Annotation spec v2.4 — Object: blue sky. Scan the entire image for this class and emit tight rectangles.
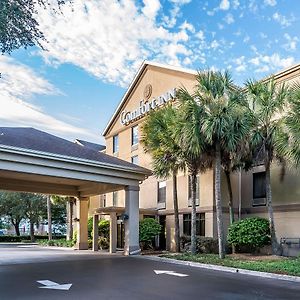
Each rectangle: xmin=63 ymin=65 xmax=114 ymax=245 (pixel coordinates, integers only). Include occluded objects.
xmin=1 ymin=0 xmax=299 ymax=144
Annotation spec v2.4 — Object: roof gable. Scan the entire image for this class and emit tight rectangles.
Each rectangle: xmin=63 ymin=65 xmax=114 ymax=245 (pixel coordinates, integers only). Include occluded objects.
xmin=102 ymin=61 xmax=197 ymax=136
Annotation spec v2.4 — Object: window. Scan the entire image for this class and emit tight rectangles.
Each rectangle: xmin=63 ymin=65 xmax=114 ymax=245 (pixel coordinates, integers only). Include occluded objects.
xmin=131 ymin=155 xmax=138 ymax=165
xmin=113 ymin=135 xmax=119 ymax=153
xmin=253 ymin=171 xmax=266 ymax=206
xmin=157 ymin=181 xmax=166 ymax=209
xmin=131 ymin=125 xmax=138 ymax=146
xmin=101 ymin=194 xmax=106 ymax=207
xmin=113 ymin=191 xmax=118 ymax=207
xmin=188 ymin=175 xmax=200 ymax=206
xmin=183 ymin=213 xmax=205 ymax=236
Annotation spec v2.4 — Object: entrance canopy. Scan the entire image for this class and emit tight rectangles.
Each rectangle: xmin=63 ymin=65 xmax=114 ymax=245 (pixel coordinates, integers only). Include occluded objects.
xmin=0 ymin=127 xmax=151 ymax=255
xmin=0 ymin=127 xmax=151 ymax=197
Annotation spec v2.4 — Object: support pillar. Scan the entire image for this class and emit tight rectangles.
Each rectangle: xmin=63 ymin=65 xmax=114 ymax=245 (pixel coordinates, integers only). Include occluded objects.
xmin=76 ymin=197 xmax=89 ymax=250
xmin=124 ymin=185 xmax=140 ymax=255
xmin=109 ymin=212 xmax=117 ymax=253
xmin=93 ymin=214 xmax=99 ymax=252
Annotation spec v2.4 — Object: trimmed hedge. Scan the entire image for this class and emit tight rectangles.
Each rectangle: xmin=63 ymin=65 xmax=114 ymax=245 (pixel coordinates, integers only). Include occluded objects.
xmin=227 ymin=217 xmax=270 ymax=252
xmin=38 ymin=239 xmax=74 ymax=247
xmin=0 ymin=235 xmax=66 ymax=242
xmin=181 ymin=236 xmax=220 ymax=254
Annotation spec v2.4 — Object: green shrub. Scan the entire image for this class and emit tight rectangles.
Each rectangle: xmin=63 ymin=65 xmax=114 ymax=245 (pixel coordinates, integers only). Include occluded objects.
xmin=99 ymin=220 xmax=109 ymax=238
xmin=73 ymin=230 xmax=77 ymax=243
xmin=88 ymin=217 xmax=110 ymax=239
xmin=228 ymin=217 xmax=270 ymax=252
xmin=139 ymin=218 xmax=161 ymax=249
xmin=0 ymin=235 xmax=65 ymax=243
xmin=180 ymin=236 xmax=221 ymax=254
xmin=37 ymin=239 xmax=75 ymax=247
xmin=98 ymin=237 xmax=109 ymax=250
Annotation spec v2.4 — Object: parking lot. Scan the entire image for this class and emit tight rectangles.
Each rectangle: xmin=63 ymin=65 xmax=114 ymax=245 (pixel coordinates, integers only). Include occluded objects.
xmin=0 ymin=244 xmax=300 ymax=300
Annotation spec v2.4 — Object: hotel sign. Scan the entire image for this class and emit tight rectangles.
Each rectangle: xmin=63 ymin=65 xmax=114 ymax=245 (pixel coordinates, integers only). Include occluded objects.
xmin=120 ymin=87 xmax=176 ymax=126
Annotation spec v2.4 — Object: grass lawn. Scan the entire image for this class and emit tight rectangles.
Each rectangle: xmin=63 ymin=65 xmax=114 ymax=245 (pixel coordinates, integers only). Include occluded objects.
xmin=161 ymin=253 xmax=300 ymax=277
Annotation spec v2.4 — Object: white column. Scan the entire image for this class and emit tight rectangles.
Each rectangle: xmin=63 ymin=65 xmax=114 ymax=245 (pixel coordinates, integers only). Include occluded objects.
xmin=124 ymin=185 xmax=140 ymax=255
xmin=93 ymin=214 xmax=99 ymax=252
xmin=76 ymin=197 xmax=89 ymax=250
xmin=109 ymin=212 xmax=117 ymax=253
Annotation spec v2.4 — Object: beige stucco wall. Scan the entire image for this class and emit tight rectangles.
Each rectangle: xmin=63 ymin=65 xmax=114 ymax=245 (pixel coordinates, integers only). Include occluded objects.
xmin=90 ymin=63 xmax=300 ymax=250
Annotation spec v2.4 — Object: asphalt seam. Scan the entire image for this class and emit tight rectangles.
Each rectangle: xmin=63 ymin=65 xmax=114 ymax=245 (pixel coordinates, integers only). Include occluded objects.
xmin=136 ymin=255 xmax=300 ymax=283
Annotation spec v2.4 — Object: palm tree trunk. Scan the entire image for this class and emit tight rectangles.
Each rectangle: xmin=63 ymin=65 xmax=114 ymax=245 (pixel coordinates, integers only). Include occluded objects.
xmin=215 ymin=143 xmax=225 ymax=259
xmin=30 ymin=222 xmax=35 ymax=242
xmin=225 ymin=170 xmax=234 ymax=225
xmin=47 ymin=196 xmax=52 ymax=241
xmin=265 ymin=161 xmax=279 ymax=255
xmin=190 ymin=173 xmax=197 ymax=254
xmin=172 ymin=171 xmax=180 ymax=252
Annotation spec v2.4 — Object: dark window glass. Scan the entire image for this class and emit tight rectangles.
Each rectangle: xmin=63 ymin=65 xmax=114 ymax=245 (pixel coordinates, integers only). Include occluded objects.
xmin=253 ymin=172 xmax=266 ymax=199
xmin=183 ymin=213 xmax=205 ymax=236
xmin=131 ymin=125 xmax=138 ymax=146
xmin=131 ymin=155 xmax=138 ymax=165
xmin=183 ymin=214 xmax=191 ymax=236
xmin=113 ymin=135 xmax=119 ymax=153
xmin=158 ymin=181 xmax=166 ymax=204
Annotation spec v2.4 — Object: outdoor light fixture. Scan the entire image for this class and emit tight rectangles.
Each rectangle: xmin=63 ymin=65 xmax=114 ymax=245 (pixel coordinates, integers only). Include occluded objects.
xmin=121 ymin=213 xmax=129 ymax=221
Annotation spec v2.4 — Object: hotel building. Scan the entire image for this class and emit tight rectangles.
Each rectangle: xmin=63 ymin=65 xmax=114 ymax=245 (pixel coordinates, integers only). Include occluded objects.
xmin=90 ymin=61 xmax=300 ymax=252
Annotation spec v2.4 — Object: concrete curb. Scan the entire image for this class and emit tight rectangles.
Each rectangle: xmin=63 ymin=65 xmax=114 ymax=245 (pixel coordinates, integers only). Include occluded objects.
xmin=137 ymin=255 xmax=300 ymax=283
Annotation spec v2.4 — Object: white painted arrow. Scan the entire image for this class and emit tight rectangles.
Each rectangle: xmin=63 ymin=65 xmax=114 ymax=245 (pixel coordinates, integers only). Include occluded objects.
xmin=154 ymin=270 xmax=189 ymax=277
xmin=37 ymin=280 xmax=72 ymax=290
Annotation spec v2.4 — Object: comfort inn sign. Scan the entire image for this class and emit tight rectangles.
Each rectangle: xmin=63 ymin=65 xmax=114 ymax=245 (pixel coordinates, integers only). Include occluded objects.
xmin=120 ymin=87 xmax=177 ymax=125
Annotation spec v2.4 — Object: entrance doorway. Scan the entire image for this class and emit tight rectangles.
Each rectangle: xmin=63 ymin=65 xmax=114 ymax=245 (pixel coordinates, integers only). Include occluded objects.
xmin=159 ymin=215 xmax=166 ymax=250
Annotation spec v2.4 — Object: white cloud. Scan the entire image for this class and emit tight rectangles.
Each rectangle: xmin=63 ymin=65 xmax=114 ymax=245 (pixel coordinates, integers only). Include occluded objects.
xmin=142 ymin=0 xmax=161 ymax=20
xmin=36 ymin=0 xmax=193 ymax=87
xmin=283 ymin=33 xmax=298 ymax=51
xmin=272 ymin=12 xmax=294 ymax=27
xmin=249 ymin=53 xmax=295 ymax=73
xmin=179 ymin=21 xmax=195 ymax=33
xmin=195 ymin=30 xmax=205 ymax=40
xmin=264 ymin=0 xmax=276 ymax=6
xmin=0 ymin=56 xmax=97 ymax=141
xmin=234 ymin=56 xmax=247 ymax=73
xmin=219 ymin=0 xmax=230 ymax=10
xmin=210 ymin=40 xmax=220 ymax=50
xmin=232 ymin=0 xmax=240 ymax=9
xmin=224 ymin=13 xmax=234 ymax=24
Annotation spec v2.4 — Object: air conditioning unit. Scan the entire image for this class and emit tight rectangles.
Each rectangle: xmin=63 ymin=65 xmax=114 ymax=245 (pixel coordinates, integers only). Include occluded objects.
xmin=252 ymin=197 xmax=267 ymax=207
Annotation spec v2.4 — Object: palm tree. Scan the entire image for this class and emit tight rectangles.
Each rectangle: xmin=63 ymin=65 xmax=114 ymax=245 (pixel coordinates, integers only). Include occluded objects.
xmin=142 ymin=105 xmax=184 ymax=252
xmin=191 ymin=70 xmax=250 ymax=258
xmin=246 ymin=78 xmax=293 ymax=255
xmin=175 ymin=87 xmax=212 ymax=255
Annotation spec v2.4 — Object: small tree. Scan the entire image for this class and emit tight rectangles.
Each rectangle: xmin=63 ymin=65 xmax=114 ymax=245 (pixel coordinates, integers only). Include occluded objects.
xmin=23 ymin=193 xmax=47 ymax=241
xmin=139 ymin=218 xmax=161 ymax=250
xmin=0 ymin=191 xmax=27 ymax=236
xmin=0 ymin=0 xmax=64 ymax=54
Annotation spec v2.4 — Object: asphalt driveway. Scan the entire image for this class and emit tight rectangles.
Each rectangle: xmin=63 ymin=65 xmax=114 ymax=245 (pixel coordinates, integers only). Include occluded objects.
xmin=0 ymin=244 xmax=299 ymax=300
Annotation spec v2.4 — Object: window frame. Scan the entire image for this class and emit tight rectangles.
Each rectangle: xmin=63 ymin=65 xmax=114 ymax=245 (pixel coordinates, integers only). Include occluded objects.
xmin=131 ymin=125 xmax=139 ymax=146
xmin=252 ymin=171 xmax=267 ymax=206
xmin=157 ymin=181 xmax=166 ymax=209
xmin=131 ymin=155 xmax=139 ymax=165
xmin=113 ymin=134 xmax=119 ymax=154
